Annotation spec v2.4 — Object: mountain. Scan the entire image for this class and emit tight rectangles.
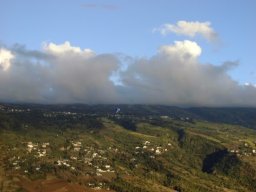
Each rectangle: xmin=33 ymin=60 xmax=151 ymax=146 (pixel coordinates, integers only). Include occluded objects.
xmin=0 ymin=104 xmax=256 ymax=192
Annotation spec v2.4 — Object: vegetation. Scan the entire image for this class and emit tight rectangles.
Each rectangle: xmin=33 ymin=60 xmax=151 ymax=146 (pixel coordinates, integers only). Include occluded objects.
xmin=0 ymin=104 xmax=256 ymax=192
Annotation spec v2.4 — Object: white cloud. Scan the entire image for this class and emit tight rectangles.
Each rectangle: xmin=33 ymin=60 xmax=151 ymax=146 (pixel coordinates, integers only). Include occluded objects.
xmin=0 ymin=41 xmax=256 ymax=106
xmin=0 ymin=48 xmax=14 ymax=71
xmin=159 ymin=40 xmax=201 ymax=61
xmin=154 ymin=21 xmax=218 ymax=42
xmin=120 ymin=40 xmax=256 ymax=106
xmin=0 ymin=42 xmax=119 ymax=104
xmin=43 ymin=41 xmax=95 ymax=57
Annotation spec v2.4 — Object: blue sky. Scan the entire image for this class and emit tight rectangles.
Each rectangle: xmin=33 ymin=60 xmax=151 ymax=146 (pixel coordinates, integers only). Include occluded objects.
xmin=1 ymin=0 xmax=255 ymax=83
xmin=0 ymin=0 xmax=256 ymax=105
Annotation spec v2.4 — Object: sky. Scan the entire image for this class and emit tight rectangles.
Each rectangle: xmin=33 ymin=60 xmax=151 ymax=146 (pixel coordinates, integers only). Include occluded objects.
xmin=0 ymin=0 xmax=256 ymax=106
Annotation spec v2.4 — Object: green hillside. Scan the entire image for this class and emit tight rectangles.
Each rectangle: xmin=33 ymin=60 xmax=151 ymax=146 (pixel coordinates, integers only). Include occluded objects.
xmin=0 ymin=104 xmax=256 ymax=192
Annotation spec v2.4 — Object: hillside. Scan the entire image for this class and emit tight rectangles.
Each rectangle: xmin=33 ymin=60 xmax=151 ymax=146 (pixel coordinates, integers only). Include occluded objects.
xmin=0 ymin=104 xmax=256 ymax=192
xmin=1 ymin=104 xmax=256 ymax=129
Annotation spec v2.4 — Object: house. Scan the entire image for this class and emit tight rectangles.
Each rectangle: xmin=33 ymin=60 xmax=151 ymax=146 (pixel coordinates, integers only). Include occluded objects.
xmin=155 ymin=149 xmax=161 ymax=155
xmin=144 ymin=141 xmax=150 ymax=145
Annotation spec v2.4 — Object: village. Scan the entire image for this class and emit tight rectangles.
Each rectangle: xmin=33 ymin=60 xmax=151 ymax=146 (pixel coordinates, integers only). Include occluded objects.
xmin=5 ymin=131 xmax=256 ymax=191
xmin=5 ymin=136 xmax=256 ymax=191
xmin=6 ymin=137 xmax=176 ymax=190
xmin=229 ymin=140 xmax=256 ymax=157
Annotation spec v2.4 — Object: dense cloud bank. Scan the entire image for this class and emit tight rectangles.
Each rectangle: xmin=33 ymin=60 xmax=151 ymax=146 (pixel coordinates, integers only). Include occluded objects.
xmin=0 ymin=41 xmax=256 ymax=106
